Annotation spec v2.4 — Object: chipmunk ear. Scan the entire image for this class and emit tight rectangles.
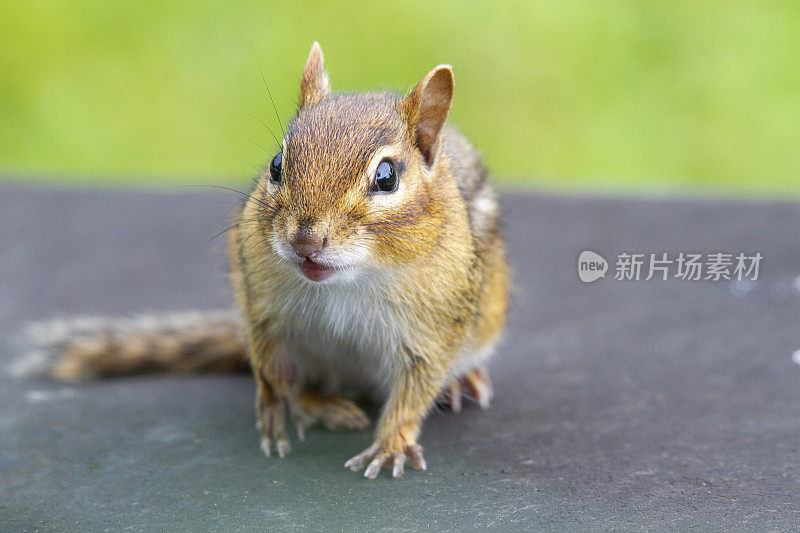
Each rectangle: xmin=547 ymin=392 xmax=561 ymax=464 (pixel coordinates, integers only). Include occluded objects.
xmin=402 ymin=65 xmax=454 ymax=167
xmin=300 ymin=42 xmax=329 ymax=108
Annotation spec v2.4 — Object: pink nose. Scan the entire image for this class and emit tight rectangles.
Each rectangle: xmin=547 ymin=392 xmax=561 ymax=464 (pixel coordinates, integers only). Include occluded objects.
xmin=291 ymin=237 xmax=327 ymax=259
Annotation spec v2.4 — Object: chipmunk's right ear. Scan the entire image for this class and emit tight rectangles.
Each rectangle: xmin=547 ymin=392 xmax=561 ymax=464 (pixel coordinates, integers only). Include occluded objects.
xmin=299 ymin=42 xmax=329 ymax=108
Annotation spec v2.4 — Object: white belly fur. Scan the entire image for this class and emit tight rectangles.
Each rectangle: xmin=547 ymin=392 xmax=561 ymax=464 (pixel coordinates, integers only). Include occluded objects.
xmin=276 ymin=277 xmax=401 ymax=398
xmin=270 ymin=274 xmax=497 ymax=399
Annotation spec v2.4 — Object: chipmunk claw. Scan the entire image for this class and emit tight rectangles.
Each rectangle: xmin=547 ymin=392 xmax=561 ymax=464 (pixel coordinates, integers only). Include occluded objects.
xmin=256 ymin=396 xmax=292 ymax=458
xmin=345 ymin=442 xmax=426 ymax=479
xmin=259 ymin=436 xmax=271 ymax=457
xmin=444 ymin=367 xmax=493 ymax=412
xmin=408 ymin=443 xmax=426 ymax=471
xmin=463 ymin=367 xmax=493 ymax=409
xmin=258 ymin=433 xmax=291 ymax=457
xmin=344 ymin=443 xmax=379 ymax=472
xmin=364 ymin=452 xmax=392 ymax=479
xmin=258 ymin=431 xmax=292 ymax=458
xmin=447 ymin=380 xmax=462 ymax=413
xmin=275 ymin=438 xmax=291 ymax=458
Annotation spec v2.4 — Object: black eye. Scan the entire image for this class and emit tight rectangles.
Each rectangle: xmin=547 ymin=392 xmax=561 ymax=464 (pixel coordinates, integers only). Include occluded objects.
xmin=372 ymin=160 xmax=397 ymax=193
xmin=270 ymin=152 xmax=282 ymax=183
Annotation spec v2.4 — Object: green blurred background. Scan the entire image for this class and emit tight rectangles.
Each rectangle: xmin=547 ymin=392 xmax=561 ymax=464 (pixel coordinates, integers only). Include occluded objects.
xmin=1 ymin=1 xmax=798 ymax=196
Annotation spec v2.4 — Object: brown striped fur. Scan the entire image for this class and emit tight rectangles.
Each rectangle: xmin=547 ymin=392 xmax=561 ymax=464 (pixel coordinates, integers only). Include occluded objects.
xmin=16 ymin=311 xmax=248 ymax=379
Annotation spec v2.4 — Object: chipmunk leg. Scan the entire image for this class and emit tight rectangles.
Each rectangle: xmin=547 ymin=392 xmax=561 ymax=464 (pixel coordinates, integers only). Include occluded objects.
xmin=230 ymin=223 xmax=296 ymax=458
xmin=250 ymin=339 xmax=369 ymax=449
xmin=249 ymin=338 xmax=298 ymax=458
xmin=345 ymin=355 xmax=446 ymax=479
xmin=293 ymin=391 xmax=370 ymax=438
xmin=253 ymin=367 xmax=292 ymax=458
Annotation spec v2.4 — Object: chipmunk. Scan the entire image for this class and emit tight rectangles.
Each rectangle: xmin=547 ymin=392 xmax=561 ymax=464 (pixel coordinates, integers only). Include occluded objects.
xmin=19 ymin=42 xmax=509 ymax=479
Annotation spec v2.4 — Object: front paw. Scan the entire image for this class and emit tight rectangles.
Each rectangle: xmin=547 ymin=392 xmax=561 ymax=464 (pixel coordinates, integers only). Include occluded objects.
xmin=344 ymin=441 xmax=426 ymax=479
xmin=256 ymin=396 xmax=292 ymax=458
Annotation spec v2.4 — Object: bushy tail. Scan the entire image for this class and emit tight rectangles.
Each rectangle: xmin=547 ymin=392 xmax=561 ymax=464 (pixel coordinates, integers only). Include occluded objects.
xmin=12 ymin=310 xmax=249 ymax=380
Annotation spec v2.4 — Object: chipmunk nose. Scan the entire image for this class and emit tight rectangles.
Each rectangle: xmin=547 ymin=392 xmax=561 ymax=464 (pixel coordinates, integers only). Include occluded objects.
xmin=292 ymin=240 xmax=324 ymax=259
xmin=290 ymin=226 xmax=327 ymax=259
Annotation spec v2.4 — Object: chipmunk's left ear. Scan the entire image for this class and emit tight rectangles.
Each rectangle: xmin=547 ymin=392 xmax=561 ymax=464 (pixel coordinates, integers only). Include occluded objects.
xmin=402 ymin=65 xmax=454 ymax=167
xmin=300 ymin=41 xmax=330 ymax=108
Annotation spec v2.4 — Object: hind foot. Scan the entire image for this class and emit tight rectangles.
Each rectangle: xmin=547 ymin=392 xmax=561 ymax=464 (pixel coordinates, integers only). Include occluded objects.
xmin=445 ymin=367 xmax=493 ymax=413
xmin=292 ymin=392 xmax=370 ymax=438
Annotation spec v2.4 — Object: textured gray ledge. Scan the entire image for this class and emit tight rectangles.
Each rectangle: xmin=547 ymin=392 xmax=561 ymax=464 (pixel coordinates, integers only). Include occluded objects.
xmin=1 ymin=182 xmax=800 ymax=530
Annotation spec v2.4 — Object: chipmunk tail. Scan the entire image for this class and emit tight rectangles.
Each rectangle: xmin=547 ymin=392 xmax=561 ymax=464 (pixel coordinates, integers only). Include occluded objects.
xmin=11 ymin=310 xmax=249 ymax=380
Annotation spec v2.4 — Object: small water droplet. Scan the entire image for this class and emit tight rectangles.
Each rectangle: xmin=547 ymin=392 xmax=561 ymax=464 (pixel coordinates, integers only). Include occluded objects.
xmin=792 ymin=275 xmax=800 ymax=296
xmin=729 ymin=279 xmax=755 ymax=297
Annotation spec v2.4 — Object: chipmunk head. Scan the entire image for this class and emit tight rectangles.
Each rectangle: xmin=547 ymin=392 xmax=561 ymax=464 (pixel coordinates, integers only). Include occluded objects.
xmin=258 ymin=42 xmax=455 ymax=283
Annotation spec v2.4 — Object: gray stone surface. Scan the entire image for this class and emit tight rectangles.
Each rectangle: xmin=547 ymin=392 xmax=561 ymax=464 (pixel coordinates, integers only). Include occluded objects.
xmin=1 ymin=182 xmax=800 ymax=531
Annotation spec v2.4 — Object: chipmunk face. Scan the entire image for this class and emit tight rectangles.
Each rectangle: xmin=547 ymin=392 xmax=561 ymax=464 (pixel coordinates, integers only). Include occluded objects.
xmin=257 ymin=43 xmax=454 ymax=283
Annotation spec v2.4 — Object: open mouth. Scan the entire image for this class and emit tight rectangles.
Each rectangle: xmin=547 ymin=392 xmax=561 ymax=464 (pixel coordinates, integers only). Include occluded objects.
xmin=299 ymin=258 xmax=336 ymax=282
